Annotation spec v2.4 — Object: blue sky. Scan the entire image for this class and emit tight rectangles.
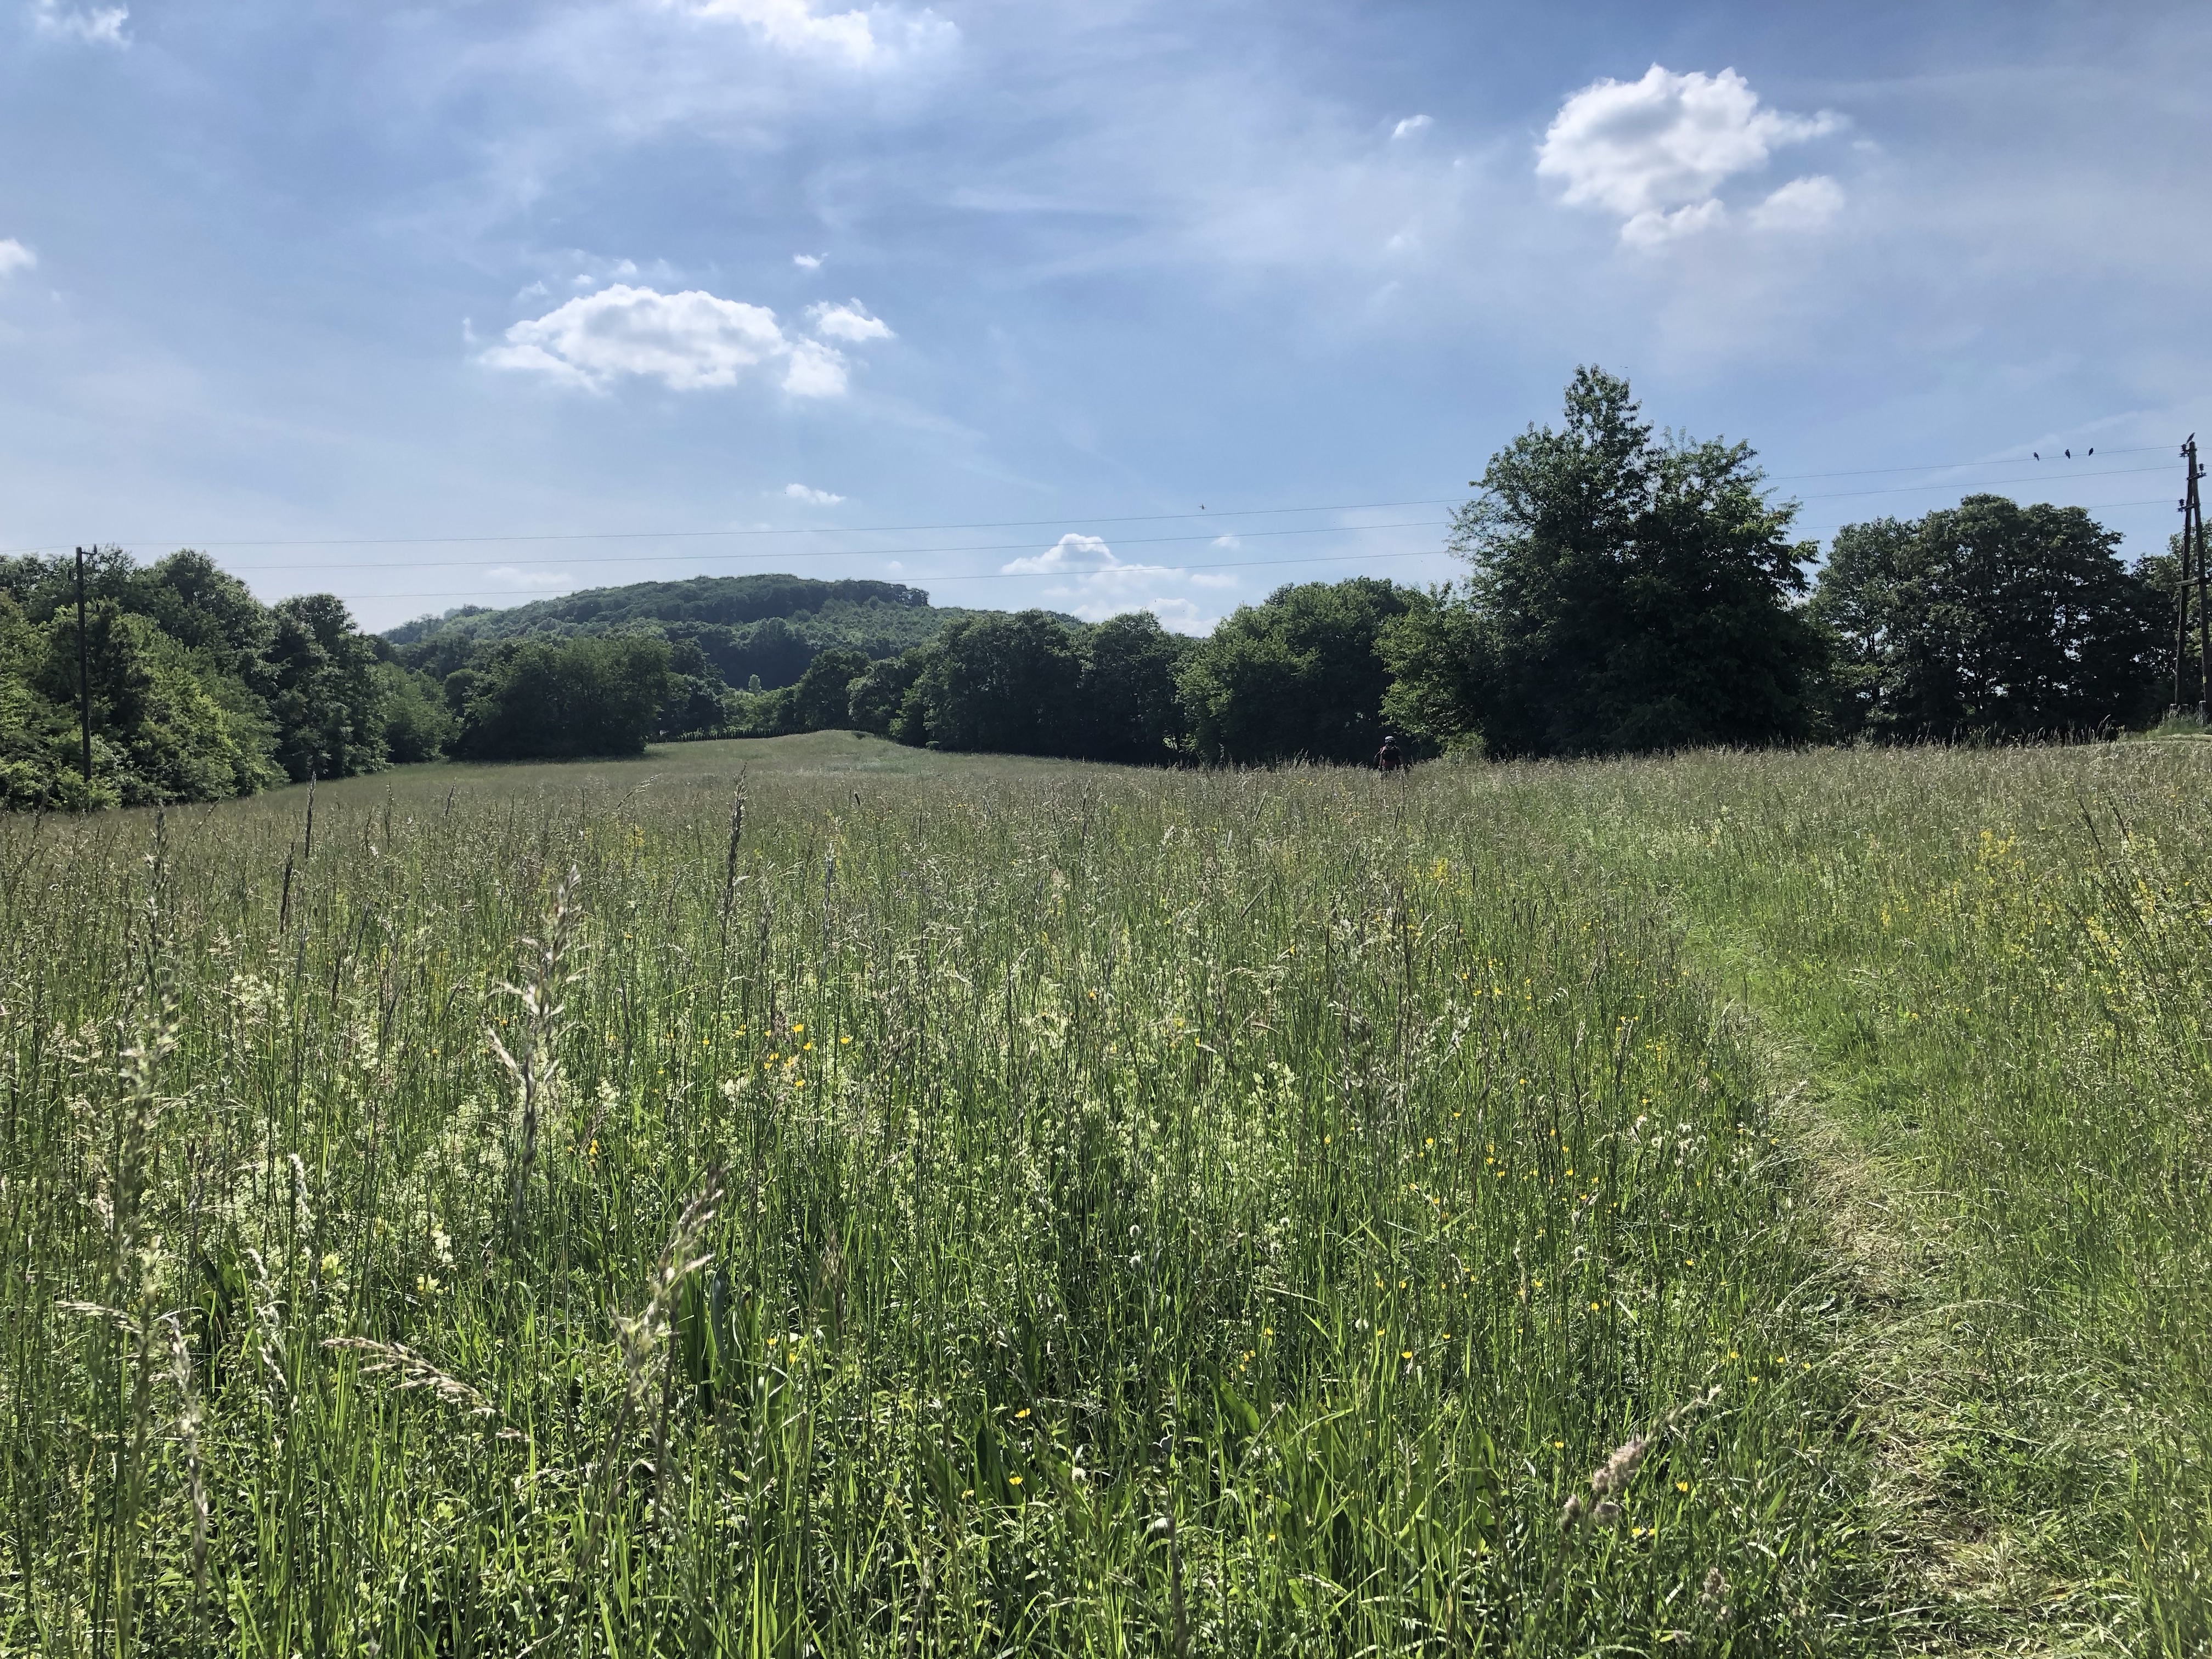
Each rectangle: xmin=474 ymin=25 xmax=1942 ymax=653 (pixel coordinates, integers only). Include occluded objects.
xmin=2 ymin=1 xmax=2205 ymax=633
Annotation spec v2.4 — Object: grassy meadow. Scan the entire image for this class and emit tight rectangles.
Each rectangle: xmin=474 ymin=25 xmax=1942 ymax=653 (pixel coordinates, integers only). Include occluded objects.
xmin=3 ymin=730 xmax=2209 ymax=1656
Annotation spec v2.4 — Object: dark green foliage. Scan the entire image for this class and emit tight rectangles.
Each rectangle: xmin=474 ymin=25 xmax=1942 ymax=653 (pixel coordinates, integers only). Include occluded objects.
xmin=1177 ymin=579 xmax=1411 ymax=764
xmin=1811 ymin=496 xmax=2167 ymax=740
xmin=1073 ymin=610 xmax=1190 ymax=763
xmin=904 ymin=611 xmax=1085 ymax=755
xmin=387 ymin=574 xmax=1074 ymax=697
xmin=1406 ymin=367 xmax=1825 ymax=758
xmin=376 ymin=661 xmax=459 ymax=764
xmin=264 ymin=593 xmax=391 ymax=781
xmin=1379 ymin=589 xmax=1488 ymax=757
xmin=716 ymin=616 xmax=818 ymax=691
xmin=0 ymin=549 xmax=438 ymax=805
xmin=0 ymin=593 xmax=102 ymax=809
xmin=847 ymin=651 xmax=926 ymax=736
xmin=20 ymin=601 xmax=275 ymax=805
xmin=452 ymin=636 xmax=672 ymax=760
xmin=386 ymin=574 xmax=932 ymax=644
xmin=788 ymin=648 xmax=870 ymax=731
xmin=657 ymin=636 xmax=732 ymax=740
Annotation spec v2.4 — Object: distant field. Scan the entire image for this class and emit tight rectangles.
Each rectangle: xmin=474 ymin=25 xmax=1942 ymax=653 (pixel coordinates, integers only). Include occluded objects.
xmin=4 ymin=737 xmax=2209 ymax=1655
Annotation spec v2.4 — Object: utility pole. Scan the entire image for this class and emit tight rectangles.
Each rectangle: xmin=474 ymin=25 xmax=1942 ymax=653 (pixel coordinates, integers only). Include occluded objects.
xmin=2192 ymin=436 xmax=2210 ymax=725
xmin=72 ymin=548 xmax=91 ymax=800
xmin=2176 ymin=475 xmax=2192 ymax=715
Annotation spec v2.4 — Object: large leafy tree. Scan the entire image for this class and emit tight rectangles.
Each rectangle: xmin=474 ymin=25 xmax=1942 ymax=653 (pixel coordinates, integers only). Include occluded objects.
xmin=27 ymin=602 xmax=273 ymax=805
xmin=1812 ymin=496 xmax=2165 ymax=739
xmin=1178 ymin=578 xmax=1410 ymax=764
xmin=1392 ymin=367 xmax=1824 ymax=758
xmin=904 ymin=611 xmax=1085 ymax=755
xmin=1075 ymin=611 xmax=1190 ymax=763
xmin=264 ymin=593 xmax=391 ymax=780
xmin=453 ymin=636 xmax=671 ymax=759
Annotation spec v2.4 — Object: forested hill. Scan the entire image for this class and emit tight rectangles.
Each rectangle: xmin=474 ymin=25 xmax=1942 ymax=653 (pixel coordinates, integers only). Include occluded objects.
xmin=385 ymin=573 xmax=1051 ymax=691
xmin=387 ymin=574 xmax=931 ymax=644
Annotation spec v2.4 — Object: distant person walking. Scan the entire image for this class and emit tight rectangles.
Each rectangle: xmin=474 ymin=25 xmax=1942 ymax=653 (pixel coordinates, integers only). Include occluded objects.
xmin=1375 ymin=733 xmax=1407 ymax=775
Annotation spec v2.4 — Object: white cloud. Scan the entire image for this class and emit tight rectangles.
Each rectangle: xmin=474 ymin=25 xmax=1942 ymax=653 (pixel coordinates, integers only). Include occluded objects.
xmin=1189 ymin=572 xmax=1238 ymax=589
xmin=1750 ymin=173 xmax=1845 ymax=233
xmin=486 ymin=566 xmax=579 ymax=590
xmin=999 ymin=534 xmax=1219 ymax=632
xmin=1209 ymin=533 xmax=1242 ymax=551
xmin=792 ymin=252 xmax=823 ymax=269
xmin=1002 ymin=532 xmax=1118 ymax=575
xmin=482 ymin=283 xmax=888 ymax=396
xmin=575 ymin=258 xmax=640 ymax=288
xmin=781 ymin=337 xmax=849 ymax=396
xmin=0 ymin=239 xmax=35 ymax=278
xmin=1391 ymin=114 xmax=1432 ymax=140
xmin=1125 ymin=597 xmax=1211 ymax=634
xmin=1538 ymin=65 xmax=1842 ymax=245
xmin=32 ymin=0 xmax=127 ymax=46
xmin=783 ymin=482 xmax=844 ymax=504
xmin=650 ymin=0 xmax=952 ymax=67
xmin=1620 ymin=197 xmax=1729 ymax=247
xmin=808 ymin=299 xmax=894 ymax=342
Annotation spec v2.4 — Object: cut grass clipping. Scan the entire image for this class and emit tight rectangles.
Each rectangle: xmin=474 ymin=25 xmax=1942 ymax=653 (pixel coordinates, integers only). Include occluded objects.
xmin=1 ymin=733 xmax=2204 ymax=1654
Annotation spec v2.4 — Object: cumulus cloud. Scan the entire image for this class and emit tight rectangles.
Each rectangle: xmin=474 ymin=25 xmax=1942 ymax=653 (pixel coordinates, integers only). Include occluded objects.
xmin=1391 ymin=114 xmax=1432 ymax=140
xmin=808 ymin=299 xmax=894 ymax=342
xmin=1001 ymin=532 xmax=1121 ymax=575
xmin=486 ymin=567 xmax=580 ymax=590
xmin=481 ymin=283 xmax=889 ymax=396
xmin=1538 ymin=65 xmax=1842 ymax=245
xmin=0 ymin=239 xmax=35 ymax=278
xmin=781 ymin=337 xmax=850 ymax=396
xmin=1750 ymin=173 xmax=1845 ymax=233
xmin=32 ymin=0 xmax=127 ymax=45
xmin=999 ymin=533 xmax=1219 ymax=632
xmin=792 ymin=252 xmax=823 ymax=269
xmin=651 ymin=0 xmax=951 ymax=67
xmin=783 ymin=482 xmax=844 ymax=504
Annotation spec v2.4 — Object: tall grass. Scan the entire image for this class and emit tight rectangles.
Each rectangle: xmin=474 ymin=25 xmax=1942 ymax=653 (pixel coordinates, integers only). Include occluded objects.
xmin=1471 ymin=743 xmax=2212 ymax=1652
xmin=1 ymin=751 xmax=1875 ymax=1654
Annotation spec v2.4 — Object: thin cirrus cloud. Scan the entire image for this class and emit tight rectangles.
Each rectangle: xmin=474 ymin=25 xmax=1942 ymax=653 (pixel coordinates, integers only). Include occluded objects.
xmin=647 ymin=0 xmax=954 ymax=67
xmin=32 ymin=0 xmax=128 ymax=46
xmin=1538 ymin=65 xmax=1844 ymax=246
xmin=1391 ymin=114 xmax=1432 ymax=140
xmin=485 ymin=566 xmax=579 ymax=590
xmin=1000 ymin=534 xmax=1218 ymax=633
xmin=480 ymin=283 xmax=889 ymax=397
xmin=0 ymin=239 xmax=36 ymax=278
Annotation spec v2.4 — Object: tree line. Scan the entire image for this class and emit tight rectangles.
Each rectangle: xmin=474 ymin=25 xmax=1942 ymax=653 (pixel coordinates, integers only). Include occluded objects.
xmin=1 ymin=367 xmax=2189 ymax=808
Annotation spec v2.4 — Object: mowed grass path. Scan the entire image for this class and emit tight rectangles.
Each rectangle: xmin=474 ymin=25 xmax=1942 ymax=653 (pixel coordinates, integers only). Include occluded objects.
xmin=0 ymin=733 xmax=2204 ymax=1655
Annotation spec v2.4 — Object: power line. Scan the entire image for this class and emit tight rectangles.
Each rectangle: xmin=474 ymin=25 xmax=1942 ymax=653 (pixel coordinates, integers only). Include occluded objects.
xmin=1765 ymin=443 xmax=2167 ymax=481
xmin=0 ymin=446 xmax=2181 ymax=559
xmin=145 ymin=518 xmax=1452 ymax=575
xmin=0 ymin=497 xmax=1459 ymax=557
xmin=1792 ymin=463 xmax=2170 ymax=502
xmin=296 ymin=546 xmax=1463 ymax=602
xmin=215 ymin=494 xmax=2192 ymax=605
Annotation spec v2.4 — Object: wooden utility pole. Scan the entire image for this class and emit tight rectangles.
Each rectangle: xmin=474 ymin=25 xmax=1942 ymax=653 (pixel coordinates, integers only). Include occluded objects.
xmin=2191 ymin=437 xmax=2210 ymax=724
xmin=74 ymin=546 xmax=91 ymax=795
xmin=2176 ymin=482 xmax=2192 ymax=715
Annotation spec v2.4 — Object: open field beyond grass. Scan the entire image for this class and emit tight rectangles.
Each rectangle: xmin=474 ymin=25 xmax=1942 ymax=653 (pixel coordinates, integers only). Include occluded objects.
xmin=4 ymin=734 xmax=2209 ymax=1656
